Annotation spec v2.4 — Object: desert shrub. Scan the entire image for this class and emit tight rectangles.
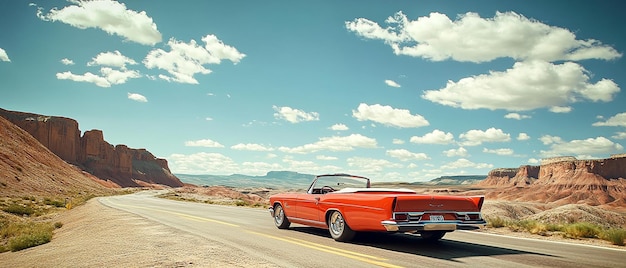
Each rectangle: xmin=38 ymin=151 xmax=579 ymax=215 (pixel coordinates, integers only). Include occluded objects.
xmin=516 ymin=220 xmax=537 ymax=232
xmin=44 ymin=198 xmax=66 ymax=208
xmin=2 ymin=221 xmax=54 ymax=252
xmin=600 ymin=228 xmax=626 ymax=246
xmin=251 ymin=202 xmax=265 ymax=208
xmin=564 ymin=222 xmax=600 ymax=238
xmin=545 ymin=223 xmax=564 ymax=232
xmin=2 ymin=204 xmax=34 ymax=216
xmin=234 ymin=199 xmax=249 ymax=206
xmin=486 ymin=216 xmax=507 ymax=228
xmin=54 ymin=222 xmax=63 ymax=229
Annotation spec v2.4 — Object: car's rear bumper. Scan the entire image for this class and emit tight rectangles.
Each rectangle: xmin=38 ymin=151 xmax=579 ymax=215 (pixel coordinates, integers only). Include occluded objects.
xmin=381 ymin=220 xmax=487 ymax=232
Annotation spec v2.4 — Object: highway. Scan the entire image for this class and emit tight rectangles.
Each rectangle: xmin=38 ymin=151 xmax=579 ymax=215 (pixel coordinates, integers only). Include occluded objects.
xmin=100 ymin=191 xmax=625 ymax=268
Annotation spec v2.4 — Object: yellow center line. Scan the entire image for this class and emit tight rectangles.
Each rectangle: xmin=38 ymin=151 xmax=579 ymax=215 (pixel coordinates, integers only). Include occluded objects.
xmin=246 ymin=230 xmax=404 ymax=268
xmin=106 ymin=199 xmax=402 ymax=267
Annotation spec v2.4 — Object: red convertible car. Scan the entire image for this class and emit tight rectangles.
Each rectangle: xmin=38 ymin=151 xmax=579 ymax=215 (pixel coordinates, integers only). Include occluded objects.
xmin=269 ymin=174 xmax=486 ymax=242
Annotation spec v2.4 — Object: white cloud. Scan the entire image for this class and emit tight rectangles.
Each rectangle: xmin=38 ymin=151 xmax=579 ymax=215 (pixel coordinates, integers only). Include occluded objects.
xmin=410 ymin=129 xmax=454 ymax=144
xmin=527 ymin=158 xmax=540 ymax=164
xmin=549 ymin=106 xmax=573 ymax=113
xmin=517 ymin=133 xmax=531 ymax=141
xmin=88 ymin=50 xmax=137 ymax=70
xmin=56 ymin=71 xmax=110 ymax=87
xmin=540 ymin=136 xmax=624 ymax=158
xmin=612 ymin=132 xmax=626 ymax=140
xmin=205 ymin=117 xmax=213 ymax=121
xmin=0 ymin=48 xmax=9 ymax=62
xmin=440 ymin=158 xmax=493 ymax=170
xmin=281 ymin=156 xmax=342 ymax=175
xmin=443 ymin=147 xmax=468 ymax=157
xmin=459 ymin=127 xmax=511 ymax=146
xmin=316 ymin=155 xmax=338 ymax=161
xmin=504 ymin=113 xmax=531 ymax=120
xmin=127 ymin=93 xmax=147 ymax=102
xmin=100 ymin=67 xmax=141 ymax=84
xmin=422 ymin=61 xmax=619 ymax=111
xmin=231 ymin=143 xmax=274 ymax=151
xmin=168 ymin=152 xmax=238 ymax=175
xmin=593 ymin=112 xmax=626 ymax=127
xmin=184 ymin=139 xmax=224 ymax=148
xmin=352 ymin=103 xmax=429 ymax=128
xmin=279 ymin=134 xmax=377 ymax=154
xmin=392 ymin=138 xmax=405 ymax=145
xmin=273 ymin=106 xmax=319 ymax=123
xmin=346 ymin=11 xmax=621 ymax=63
xmin=36 ymin=0 xmax=162 ymax=46
xmin=386 ymin=149 xmax=429 ymax=161
xmin=539 ymin=135 xmax=563 ymax=145
xmin=347 ymin=157 xmax=403 ymax=173
xmin=385 ymin=79 xmax=401 ymax=88
xmin=60 ymin=58 xmax=74 ymax=65
xmin=329 ymin=123 xmax=349 ymax=131
xmin=56 ymin=67 xmax=141 ymax=87
xmin=482 ymin=148 xmax=514 ymax=155
xmin=143 ymin=35 xmax=246 ymax=84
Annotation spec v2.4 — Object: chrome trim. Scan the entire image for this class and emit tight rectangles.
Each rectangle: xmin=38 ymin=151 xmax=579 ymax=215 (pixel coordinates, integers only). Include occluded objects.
xmin=382 ymin=211 xmax=487 ymax=232
xmin=268 ymin=207 xmax=275 ymax=217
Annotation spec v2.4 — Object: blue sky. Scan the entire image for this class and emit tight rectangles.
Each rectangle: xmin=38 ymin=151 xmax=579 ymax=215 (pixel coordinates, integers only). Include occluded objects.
xmin=1 ymin=0 xmax=625 ymax=182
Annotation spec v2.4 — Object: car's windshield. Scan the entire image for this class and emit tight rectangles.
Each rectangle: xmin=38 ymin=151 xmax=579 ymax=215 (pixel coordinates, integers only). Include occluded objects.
xmin=308 ymin=174 xmax=369 ymax=194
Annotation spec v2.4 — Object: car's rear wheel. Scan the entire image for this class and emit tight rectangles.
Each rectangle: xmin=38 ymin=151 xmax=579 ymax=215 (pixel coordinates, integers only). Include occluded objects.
xmin=273 ymin=204 xmax=291 ymax=229
xmin=420 ymin=231 xmax=445 ymax=241
xmin=328 ymin=210 xmax=355 ymax=242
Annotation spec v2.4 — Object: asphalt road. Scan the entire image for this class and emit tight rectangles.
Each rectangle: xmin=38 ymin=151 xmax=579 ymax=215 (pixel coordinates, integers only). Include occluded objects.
xmin=100 ymin=191 xmax=625 ymax=268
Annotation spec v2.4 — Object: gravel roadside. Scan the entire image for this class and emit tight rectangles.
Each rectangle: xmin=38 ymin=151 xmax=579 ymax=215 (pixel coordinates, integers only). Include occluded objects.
xmin=0 ymin=197 xmax=279 ymax=268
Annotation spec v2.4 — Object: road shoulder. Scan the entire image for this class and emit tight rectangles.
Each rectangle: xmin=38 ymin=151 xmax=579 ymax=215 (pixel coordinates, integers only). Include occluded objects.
xmin=0 ymin=197 xmax=277 ymax=267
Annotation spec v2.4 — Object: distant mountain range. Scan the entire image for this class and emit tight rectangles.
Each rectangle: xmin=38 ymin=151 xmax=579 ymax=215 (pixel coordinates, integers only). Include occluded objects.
xmin=413 ymin=175 xmax=487 ymax=185
xmin=176 ymin=171 xmax=316 ymax=189
xmin=175 ymin=171 xmax=486 ymax=189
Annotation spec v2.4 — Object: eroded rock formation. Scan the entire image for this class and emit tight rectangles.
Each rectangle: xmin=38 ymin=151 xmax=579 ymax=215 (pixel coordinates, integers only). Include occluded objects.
xmin=478 ymin=166 xmax=539 ymax=187
xmin=481 ymin=156 xmax=626 ymax=208
xmin=0 ymin=108 xmax=183 ymax=188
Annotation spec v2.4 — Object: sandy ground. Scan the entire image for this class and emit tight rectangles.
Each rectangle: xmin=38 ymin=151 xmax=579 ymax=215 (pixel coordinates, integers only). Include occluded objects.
xmin=0 ymin=198 xmax=279 ymax=268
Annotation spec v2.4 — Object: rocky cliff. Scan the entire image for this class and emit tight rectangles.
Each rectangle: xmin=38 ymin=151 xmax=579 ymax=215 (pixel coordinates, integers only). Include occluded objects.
xmin=0 ymin=115 xmax=116 ymax=196
xmin=0 ymin=108 xmax=183 ymax=188
xmin=481 ymin=156 xmax=626 ymax=208
xmin=478 ymin=166 xmax=539 ymax=187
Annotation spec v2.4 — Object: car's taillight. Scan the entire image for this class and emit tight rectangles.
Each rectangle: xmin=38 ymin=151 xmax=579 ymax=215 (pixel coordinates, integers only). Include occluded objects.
xmin=394 ymin=213 xmax=408 ymax=222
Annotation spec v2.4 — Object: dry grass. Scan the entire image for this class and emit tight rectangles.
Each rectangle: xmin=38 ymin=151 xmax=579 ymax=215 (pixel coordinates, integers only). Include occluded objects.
xmin=486 ymin=215 xmax=625 ymax=246
xmin=0 ymin=190 xmax=131 ymax=252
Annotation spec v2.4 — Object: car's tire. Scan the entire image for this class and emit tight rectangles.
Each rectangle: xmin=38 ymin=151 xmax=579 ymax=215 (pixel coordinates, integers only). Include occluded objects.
xmin=273 ymin=204 xmax=291 ymax=229
xmin=328 ymin=210 xmax=355 ymax=242
xmin=420 ymin=231 xmax=445 ymax=241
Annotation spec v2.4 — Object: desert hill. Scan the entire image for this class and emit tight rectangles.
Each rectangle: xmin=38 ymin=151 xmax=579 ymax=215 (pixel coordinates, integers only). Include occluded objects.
xmin=0 ymin=108 xmax=183 ymax=188
xmin=0 ymin=116 xmax=115 ymax=197
xmin=479 ymin=156 xmax=626 ymax=210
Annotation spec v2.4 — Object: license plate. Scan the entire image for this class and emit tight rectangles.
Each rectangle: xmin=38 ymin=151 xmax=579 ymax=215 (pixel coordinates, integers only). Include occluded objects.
xmin=430 ymin=215 xmax=444 ymax=222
